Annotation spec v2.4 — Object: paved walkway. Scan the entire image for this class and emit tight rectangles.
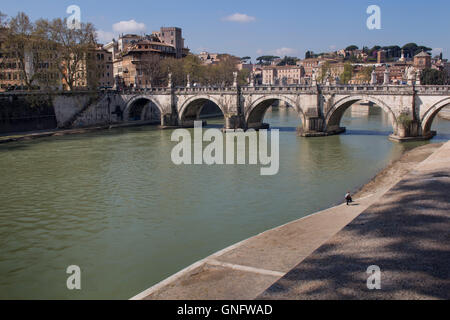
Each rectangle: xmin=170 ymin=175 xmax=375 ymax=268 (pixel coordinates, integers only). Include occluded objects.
xmin=259 ymin=141 xmax=450 ymax=300
xmin=131 ymin=142 xmax=449 ymax=300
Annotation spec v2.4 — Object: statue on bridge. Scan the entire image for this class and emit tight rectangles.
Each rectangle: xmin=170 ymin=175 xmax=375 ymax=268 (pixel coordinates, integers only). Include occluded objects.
xmin=186 ymin=74 xmax=191 ymax=88
xmin=405 ymin=66 xmax=416 ymax=85
xmin=168 ymin=73 xmax=173 ymax=88
xmin=233 ymin=72 xmax=238 ymax=87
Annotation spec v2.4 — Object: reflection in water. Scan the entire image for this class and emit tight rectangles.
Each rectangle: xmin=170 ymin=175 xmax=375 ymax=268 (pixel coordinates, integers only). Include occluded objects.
xmin=0 ymin=105 xmax=448 ymax=299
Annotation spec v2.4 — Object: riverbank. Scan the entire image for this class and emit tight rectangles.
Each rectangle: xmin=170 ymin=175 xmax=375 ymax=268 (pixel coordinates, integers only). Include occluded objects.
xmin=131 ymin=141 xmax=447 ymax=300
xmin=260 ymin=140 xmax=450 ymax=299
xmin=0 ymin=120 xmax=159 ymax=144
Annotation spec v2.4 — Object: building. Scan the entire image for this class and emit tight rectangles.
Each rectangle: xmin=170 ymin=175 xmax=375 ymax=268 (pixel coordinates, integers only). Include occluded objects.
xmin=262 ymin=65 xmax=304 ymax=85
xmin=0 ymin=28 xmax=62 ymax=91
xmin=118 ymin=40 xmax=177 ymax=88
xmin=107 ymin=28 xmax=189 ymax=88
xmin=151 ymin=27 xmax=187 ymax=59
xmin=414 ymin=51 xmax=431 ymax=70
xmin=197 ymin=51 xmax=220 ymax=65
xmin=297 ymin=58 xmax=321 ymax=78
xmin=95 ymin=47 xmax=114 ymax=88
xmin=237 ymin=63 xmax=253 ymax=72
xmin=0 ymin=28 xmax=22 ymax=91
xmin=377 ymin=50 xmax=386 ymax=64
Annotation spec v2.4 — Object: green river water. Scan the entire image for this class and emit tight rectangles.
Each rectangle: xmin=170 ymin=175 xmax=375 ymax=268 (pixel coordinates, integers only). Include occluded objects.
xmin=0 ymin=106 xmax=449 ymax=299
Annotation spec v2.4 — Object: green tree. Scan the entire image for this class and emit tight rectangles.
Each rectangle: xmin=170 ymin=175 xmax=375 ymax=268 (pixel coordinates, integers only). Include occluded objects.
xmin=256 ymin=55 xmax=279 ymax=65
xmin=277 ymin=56 xmax=298 ymax=66
xmin=345 ymin=45 xmax=359 ymax=51
xmin=317 ymin=61 xmax=330 ymax=83
xmin=402 ymin=43 xmax=431 ymax=58
xmin=237 ymin=68 xmax=250 ymax=86
xmin=420 ymin=68 xmax=448 ymax=85
xmin=340 ymin=62 xmax=353 ymax=84
xmin=360 ymin=66 xmax=373 ymax=83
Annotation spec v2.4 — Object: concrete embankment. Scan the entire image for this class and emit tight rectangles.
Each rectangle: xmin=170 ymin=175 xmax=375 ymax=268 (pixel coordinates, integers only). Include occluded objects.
xmin=131 ymin=142 xmax=448 ymax=300
xmin=259 ymin=141 xmax=450 ymax=300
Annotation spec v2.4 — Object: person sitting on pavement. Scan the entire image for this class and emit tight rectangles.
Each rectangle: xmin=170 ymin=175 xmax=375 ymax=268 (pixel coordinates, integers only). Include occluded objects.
xmin=345 ymin=191 xmax=353 ymax=206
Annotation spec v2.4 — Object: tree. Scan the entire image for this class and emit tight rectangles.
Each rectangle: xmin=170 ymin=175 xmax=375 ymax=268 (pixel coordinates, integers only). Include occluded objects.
xmin=256 ymin=55 xmax=279 ymax=65
xmin=345 ymin=45 xmax=359 ymax=51
xmin=340 ymin=62 xmax=353 ymax=84
xmin=159 ymin=53 xmax=240 ymax=87
xmin=368 ymin=45 xmax=381 ymax=58
xmin=42 ymin=17 xmax=97 ymax=91
xmin=277 ymin=56 xmax=298 ymax=66
xmin=237 ymin=68 xmax=250 ymax=86
xmin=401 ymin=43 xmax=431 ymax=58
xmin=4 ymin=12 xmax=58 ymax=90
xmin=317 ymin=61 xmax=330 ymax=83
xmin=305 ymin=51 xmax=313 ymax=59
xmin=138 ymin=55 xmax=165 ymax=87
xmin=420 ymin=68 xmax=448 ymax=85
xmin=360 ymin=66 xmax=373 ymax=83
xmin=382 ymin=45 xmax=401 ymax=60
xmin=240 ymin=56 xmax=251 ymax=63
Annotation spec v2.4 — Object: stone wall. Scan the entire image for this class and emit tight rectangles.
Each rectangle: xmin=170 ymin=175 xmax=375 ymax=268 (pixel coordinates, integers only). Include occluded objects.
xmin=0 ymin=94 xmax=57 ymax=134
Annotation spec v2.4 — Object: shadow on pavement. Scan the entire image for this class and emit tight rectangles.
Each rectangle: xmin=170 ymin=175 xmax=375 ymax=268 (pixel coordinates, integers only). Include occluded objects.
xmin=259 ymin=170 xmax=450 ymax=300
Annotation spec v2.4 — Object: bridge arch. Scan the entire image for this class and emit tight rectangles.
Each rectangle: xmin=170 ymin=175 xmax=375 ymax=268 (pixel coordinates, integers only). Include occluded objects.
xmin=245 ymin=95 xmax=305 ymax=129
xmin=178 ymin=95 xmax=226 ymax=126
xmin=124 ymin=95 xmax=164 ymax=123
xmin=421 ymin=97 xmax=450 ymax=136
xmin=325 ymin=95 xmax=398 ymax=133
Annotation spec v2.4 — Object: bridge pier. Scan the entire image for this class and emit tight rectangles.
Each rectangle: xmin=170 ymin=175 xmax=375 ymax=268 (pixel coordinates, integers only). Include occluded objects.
xmin=224 ymin=114 xmax=246 ymax=131
xmin=389 ymin=120 xmax=436 ymax=142
xmin=161 ymin=113 xmax=179 ymax=128
xmin=298 ymin=116 xmax=346 ymax=137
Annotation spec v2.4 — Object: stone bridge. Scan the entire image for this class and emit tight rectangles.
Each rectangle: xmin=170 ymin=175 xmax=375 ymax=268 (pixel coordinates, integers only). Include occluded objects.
xmin=107 ymin=84 xmax=450 ymax=141
xmin=5 ymin=84 xmax=448 ymax=141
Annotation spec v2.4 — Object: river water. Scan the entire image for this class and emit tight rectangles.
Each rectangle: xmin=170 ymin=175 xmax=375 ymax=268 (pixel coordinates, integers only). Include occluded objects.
xmin=0 ymin=106 xmax=449 ymax=299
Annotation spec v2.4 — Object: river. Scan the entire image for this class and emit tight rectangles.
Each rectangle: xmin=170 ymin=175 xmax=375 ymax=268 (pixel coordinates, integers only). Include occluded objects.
xmin=0 ymin=106 xmax=449 ymax=299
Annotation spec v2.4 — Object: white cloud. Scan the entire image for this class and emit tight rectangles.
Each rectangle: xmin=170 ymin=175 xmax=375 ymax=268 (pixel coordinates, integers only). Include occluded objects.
xmin=272 ymin=47 xmax=298 ymax=57
xmin=256 ymin=49 xmax=264 ymax=55
xmin=329 ymin=45 xmax=337 ymax=50
xmin=222 ymin=13 xmax=256 ymax=23
xmin=112 ymin=19 xmax=146 ymax=34
xmin=96 ymin=30 xmax=115 ymax=43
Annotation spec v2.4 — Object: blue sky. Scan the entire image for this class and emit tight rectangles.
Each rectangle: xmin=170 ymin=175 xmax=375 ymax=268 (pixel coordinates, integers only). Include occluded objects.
xmin=1 ymin=0 xmax=449 ymax=60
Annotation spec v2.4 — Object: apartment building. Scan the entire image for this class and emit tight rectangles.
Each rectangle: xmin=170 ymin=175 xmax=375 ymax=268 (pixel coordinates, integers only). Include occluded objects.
xmin=262 ymin=65 xmax=304 ymax=85
xmin=119 ymin=40 xmax=177 ymax=88
xmin=106 ymin=27 xmax=189 ymax=88
xmin=151 ymin=27 xmax=188 ymax=59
